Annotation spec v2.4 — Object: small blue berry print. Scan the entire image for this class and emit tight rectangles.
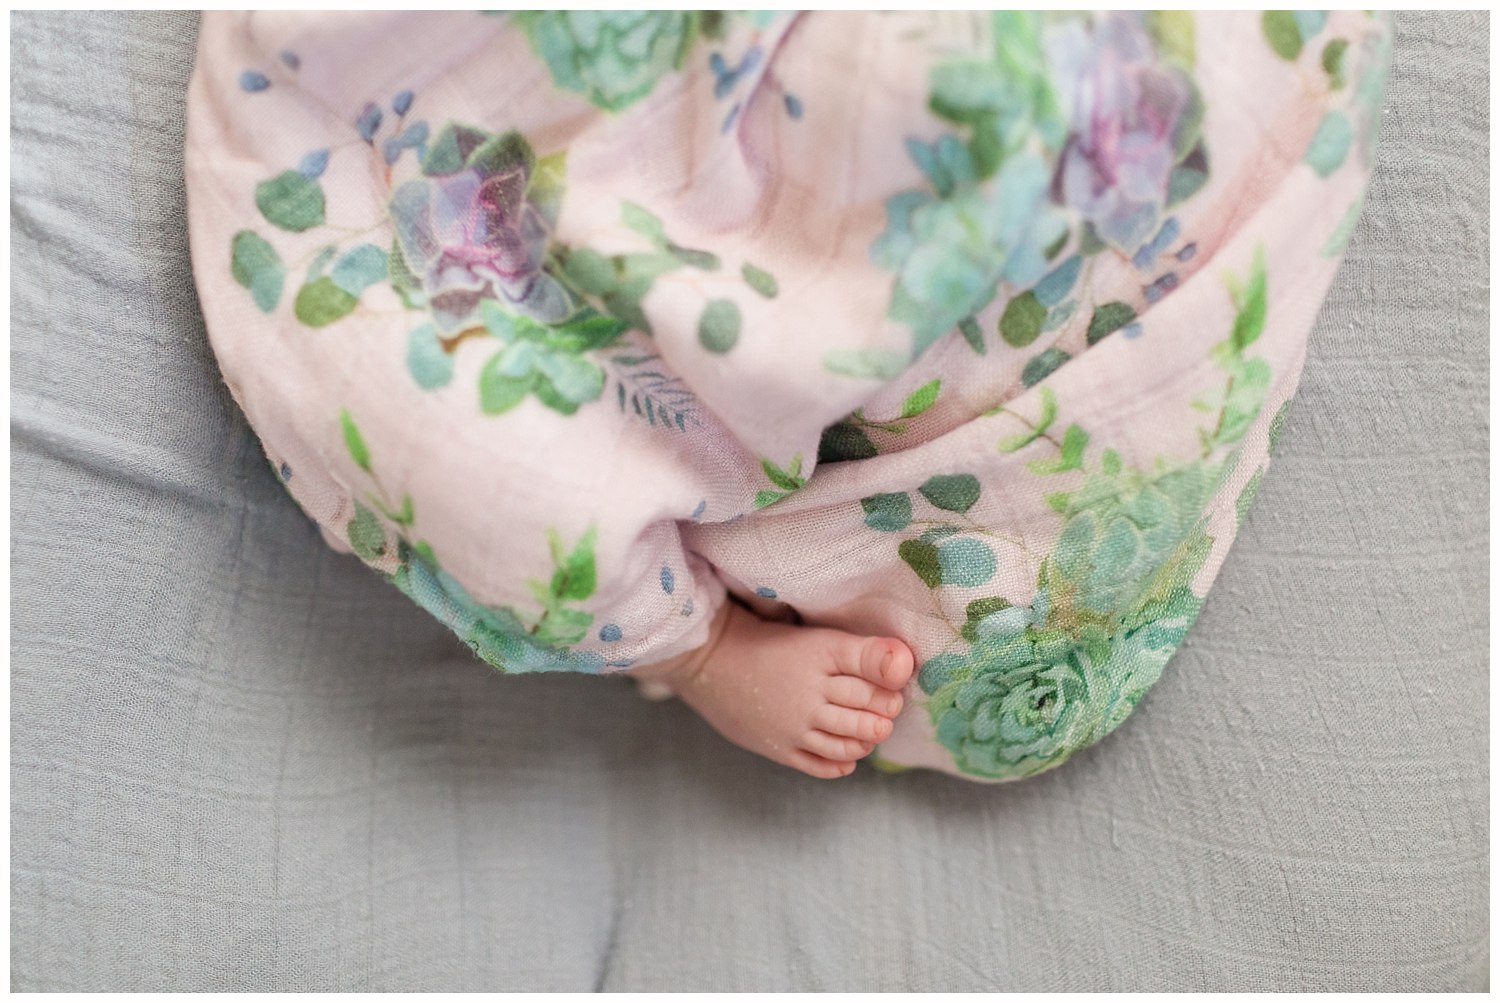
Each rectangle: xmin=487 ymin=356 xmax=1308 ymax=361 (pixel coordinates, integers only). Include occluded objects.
xmin=681 ymin=597 xmax=694 ymax=617
xmin=1122 ymin=322 xmax=1144 ymax=340
xmin=298 ymin=149 xmax=330 ymax=178
xmin=239 ymin=70 xmax=270 ymax=93
xmin=355 ymin=103 xmax=383 ymax=143
xmin=690 ymin=499 xmax=707 ymax=520
xmin=784 ymin=94 xmax=804 ymax=119
xmin=279 ymin=462 xmax=292 ymax=480
xmin=278 ymin=51 xmax=300 ymax=70
xmin=754 ymin=586 xmax=778 ymax=599
xmin=392 ymin=89 xmax=414 ymax=116
xmin=599 ymin=623 xmax=623 ymax=643
xmin=1144 ymin=272 xmax=1179 ymax=304
xmin=1131 ymin=217 xmax=1180 ymax=269
xmin=1176 ymin=242 xmax=1198 ymax=263
xmin=660 ymin=566 xmax=675 ymax=594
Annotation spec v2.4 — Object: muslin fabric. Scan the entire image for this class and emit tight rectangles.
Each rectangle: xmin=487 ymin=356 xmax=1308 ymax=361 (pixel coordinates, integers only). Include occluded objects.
xmin=185 ymin=10 xmax=1392 ymax=781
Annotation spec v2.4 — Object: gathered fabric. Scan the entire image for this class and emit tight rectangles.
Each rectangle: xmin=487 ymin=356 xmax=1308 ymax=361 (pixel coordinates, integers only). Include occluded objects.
xmin=185 ymin=10 xmax=1392 ymax=781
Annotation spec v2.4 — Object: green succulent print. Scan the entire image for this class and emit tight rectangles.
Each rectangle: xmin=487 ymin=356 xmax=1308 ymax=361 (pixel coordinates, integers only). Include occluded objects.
xmin=514 ymin=11 xmax=701 ymax=113
xmin=868 ymin=247 xmax=1274 ymax=781
xmin=338 ymin=409 xmax=606 ymax=673
xmin=866 ymin=10 xmax=1212 ymax=367
xmin=512 ymin=10 xmax=785 ymax=114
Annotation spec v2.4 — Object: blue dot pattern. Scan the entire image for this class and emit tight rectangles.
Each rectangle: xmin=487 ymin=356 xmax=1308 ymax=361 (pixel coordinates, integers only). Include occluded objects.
xmin=660 ymin=566 xmax=675 ymax=594
xmin=755 ymin=586 xmax=778 ymax=599
xmin=298 ymin=149 xmax=330 ymax=178
xmin=599 ymin=623 xmax=622 ymax=643
xmin=239 ymin=70 xmax=270 ymax=93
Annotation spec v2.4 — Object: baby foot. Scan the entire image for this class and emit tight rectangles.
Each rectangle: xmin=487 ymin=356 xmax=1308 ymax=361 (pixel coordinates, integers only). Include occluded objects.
xmin=630 ymin=600 xmax=915 ymax=779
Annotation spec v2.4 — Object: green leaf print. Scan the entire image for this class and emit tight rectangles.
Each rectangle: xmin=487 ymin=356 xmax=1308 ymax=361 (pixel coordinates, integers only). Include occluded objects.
xmin=329 ymin=244 xmax=389 ymax=295
xmin=1228 ymin=247 xmax=1268 ymax=352
xmin=535 ymin=350 xmax=606 ymax=407
xmin=861 ymin=492 xmax=913 ymax=532
xmin=1022 ymin=347 xmax=1071 ymax=388
xmin=340 ymin=409 xmax=371 ymax=472
xmin=479 ymin=354 xmax=535 ymax=415
xmin=1146 ymin=10 xmax=1195 ymax=69
xmin=818 ymin=423 xmax=879 ymax=463
xmin=919 ymin=474 xmax=981 ymax=513
xmin=407 ymin=323 xmax=455 ymax=390
xmin=1027 ymin=424 xmax=1088 ymax=475
xmin=348 ymin=503 xmax=387 ymax=561
xmin=755 ymin=455 xmax=807 ymax=509
xmin=937 ymin=537 xmax=998 ymax=587
xmin=741 ymin=263 xmax=779 ymax=299
xmin=621 ymin=201 xmax=667 ymax=242
xmin=230 ymin=230 xmax=284 ymax=312
xmin=1268 ymin=400 xmax=1292 ymax=453
xmin=548 ymin=525 xmax=598 ymax=601
xmin=560 ymin=247 xmax=616 ymax=295
xmin=761 ymin=455 xmax=806 ymax=492
xmin=1304 ymin=110 xmax=1353 ymax=177
xmin=1235 ymin=469 xmax=1265 ymax=527
xmin=698 ymin=299 xmax=741 ymax=353
xmin=255 ymin=171 xmax=325 ymax=232
xmin=1086 ymin=302 xmax=1137 ymax=346
xmin=306 ymin=245 xmax=337 ymax=281
xmin=1321 ymin=38 xmax=1349 ymax=89
xmin=295 ymin=277 xmax=359 ymax=327
xmin=958 ymin=316 xmax=986 ymax=354
xmin=997 ymin=385 xmax=1059 ymax=453
xmin=1000 ymin=290 xmax=1046 ymax=348
xmin=900 ymin=380 xmax=941 ymax=419
xmin=822 ymin=347 xmax=909 ymax=380
xmin=1216 ymin=357 xmax=1272 ymax=446
xmin=898 ymin=539 xmax=943 ymax=588
xmin=1261 ymin=11 xmax=1303 ymax=60
xmin=528 ymin=151 xmax=567 ymax=226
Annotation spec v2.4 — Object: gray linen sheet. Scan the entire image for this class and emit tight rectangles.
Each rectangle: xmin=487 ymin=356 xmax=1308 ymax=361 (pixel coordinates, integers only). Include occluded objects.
xmin=11 ymin=11 xmax=1488 ymax=991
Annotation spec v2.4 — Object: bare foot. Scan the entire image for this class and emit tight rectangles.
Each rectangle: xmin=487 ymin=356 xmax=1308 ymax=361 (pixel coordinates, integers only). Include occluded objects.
xmin=630 ymin=600 xmax=915 ymax=779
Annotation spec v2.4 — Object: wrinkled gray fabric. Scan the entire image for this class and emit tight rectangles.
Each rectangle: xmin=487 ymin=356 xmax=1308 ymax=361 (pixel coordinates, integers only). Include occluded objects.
xmin=10 ymin=10 xmax=1488 ymax=991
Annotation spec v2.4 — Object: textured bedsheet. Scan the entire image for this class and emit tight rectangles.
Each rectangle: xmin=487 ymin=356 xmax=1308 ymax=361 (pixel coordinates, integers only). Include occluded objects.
xmin=11 ymin=11 xmax=1488 ymax=991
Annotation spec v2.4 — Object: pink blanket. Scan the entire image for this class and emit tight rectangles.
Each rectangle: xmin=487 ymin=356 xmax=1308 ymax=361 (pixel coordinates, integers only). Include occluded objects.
xmin=185 ymin=11 xmax=1392 ymax=781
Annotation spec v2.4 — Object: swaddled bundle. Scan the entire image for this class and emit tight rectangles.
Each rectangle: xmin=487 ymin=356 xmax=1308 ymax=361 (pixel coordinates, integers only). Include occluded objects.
xmin=186 ymin=10 xmax=1392 ymax=782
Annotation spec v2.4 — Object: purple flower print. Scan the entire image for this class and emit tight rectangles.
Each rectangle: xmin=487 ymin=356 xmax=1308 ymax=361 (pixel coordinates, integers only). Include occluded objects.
xmin=389 ymin=154 xmax=571 ymax=336
xmin=1048 ymin=13 xmax=1191 ymax=257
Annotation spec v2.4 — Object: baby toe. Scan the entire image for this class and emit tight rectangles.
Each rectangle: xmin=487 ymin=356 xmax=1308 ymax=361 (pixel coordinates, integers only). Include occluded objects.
xmin=846 ymin=637 xmax=916 ymax=690
xmin=802 ymin=730 xmax=875 ymax=763
xmin=788 ymin=750 xmax=857 ymax=780
xmin=813 ymin=703 xmax=895 ymax=744
xmin=824 ymin=675 xmax=904 ymax=717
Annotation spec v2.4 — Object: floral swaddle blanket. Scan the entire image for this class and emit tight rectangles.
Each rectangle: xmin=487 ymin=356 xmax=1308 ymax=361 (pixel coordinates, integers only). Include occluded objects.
xmin=185 ymin=11 xmax=1393 ymax=782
